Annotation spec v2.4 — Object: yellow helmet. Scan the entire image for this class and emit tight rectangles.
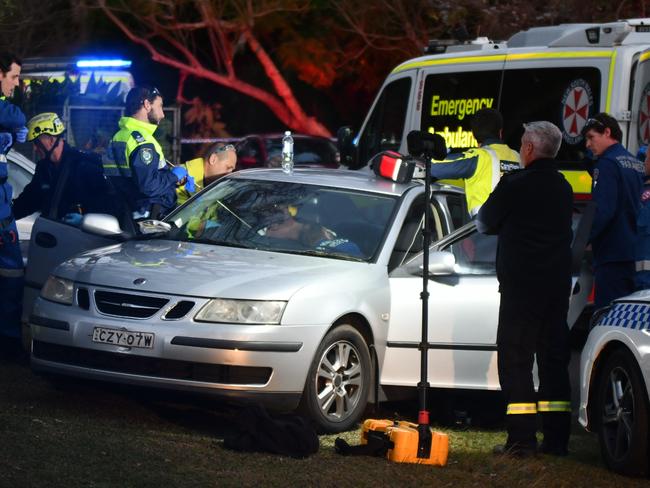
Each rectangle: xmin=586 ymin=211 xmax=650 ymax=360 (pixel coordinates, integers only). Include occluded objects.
xmin=27 ymin=112 xmax=65 ymax=142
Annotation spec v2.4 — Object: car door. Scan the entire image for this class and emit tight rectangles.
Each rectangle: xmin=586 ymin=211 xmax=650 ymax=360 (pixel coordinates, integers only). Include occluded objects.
xmin=6 ymin=150 xmax=37 ymax=258
xmin=383 ymin=225 xmax=501 ymax=391
xmin=22 ymin=165 xmax=133 ymax=323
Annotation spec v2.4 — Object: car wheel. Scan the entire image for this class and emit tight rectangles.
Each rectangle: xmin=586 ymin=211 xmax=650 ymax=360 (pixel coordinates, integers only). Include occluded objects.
xmin=300 ymin=325 xmax=371 ymax=433
xmin=596 ymin=349 xmax=650 ymax=476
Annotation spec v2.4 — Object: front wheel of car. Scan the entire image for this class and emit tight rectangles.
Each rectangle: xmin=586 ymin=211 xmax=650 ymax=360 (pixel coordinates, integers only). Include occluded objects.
xmin=596 ymin=349 xmax=650 ymax=476
xmin=300 ymin=325 xmax=371 ymax=433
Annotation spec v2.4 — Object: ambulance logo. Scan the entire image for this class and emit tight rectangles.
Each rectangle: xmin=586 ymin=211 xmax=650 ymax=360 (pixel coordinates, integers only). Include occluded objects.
xmin=561 ymin=79 xmax=593 ymax=144
xmin=638 ymin=83 xmax=650 ymax=145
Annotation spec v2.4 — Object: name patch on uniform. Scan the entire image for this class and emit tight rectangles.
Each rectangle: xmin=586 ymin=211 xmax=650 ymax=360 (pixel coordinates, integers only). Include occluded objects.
xmin=141 ymin=148 xmax=153 ymax=164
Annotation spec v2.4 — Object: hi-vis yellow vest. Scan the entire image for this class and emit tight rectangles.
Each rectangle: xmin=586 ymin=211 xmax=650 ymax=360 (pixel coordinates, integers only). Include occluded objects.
xmin=176 ymin=157 xmax=205 ymax=205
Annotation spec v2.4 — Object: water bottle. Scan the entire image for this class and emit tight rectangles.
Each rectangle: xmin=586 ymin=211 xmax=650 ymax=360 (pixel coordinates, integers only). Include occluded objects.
xmin=281 ymin=130 xmax=294 ymax=174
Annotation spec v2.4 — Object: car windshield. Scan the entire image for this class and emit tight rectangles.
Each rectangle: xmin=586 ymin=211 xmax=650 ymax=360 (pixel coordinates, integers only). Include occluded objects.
xmin=167 ymin=178 xmax=397 ymax=261
xmin=265 ymin=138 xmax=338 ymax=166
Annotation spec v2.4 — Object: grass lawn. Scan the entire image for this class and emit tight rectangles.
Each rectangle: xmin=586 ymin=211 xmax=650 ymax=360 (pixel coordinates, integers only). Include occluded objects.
xmin=0 ymin=358 xmax=646 ymax=488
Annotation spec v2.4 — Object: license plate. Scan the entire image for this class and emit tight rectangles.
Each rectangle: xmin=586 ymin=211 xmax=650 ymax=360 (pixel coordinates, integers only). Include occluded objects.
xmin=92 ymin=327 xmax=154 ymax=349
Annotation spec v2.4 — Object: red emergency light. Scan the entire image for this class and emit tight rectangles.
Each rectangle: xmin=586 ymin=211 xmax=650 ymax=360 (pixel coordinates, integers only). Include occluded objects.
xmin=371 ymin=151 xmax=415 ymax=183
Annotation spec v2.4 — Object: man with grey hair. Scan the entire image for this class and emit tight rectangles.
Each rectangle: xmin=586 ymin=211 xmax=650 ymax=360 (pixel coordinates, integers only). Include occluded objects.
xmin=477 ymin=121 xmax=574 ymax=458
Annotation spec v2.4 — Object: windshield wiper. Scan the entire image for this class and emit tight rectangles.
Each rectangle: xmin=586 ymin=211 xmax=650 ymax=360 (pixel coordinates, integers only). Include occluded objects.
xmin=187 ymin=237 xmax=257 ymax=249
xmin=277 ymin=248 xmax=366 ymax=262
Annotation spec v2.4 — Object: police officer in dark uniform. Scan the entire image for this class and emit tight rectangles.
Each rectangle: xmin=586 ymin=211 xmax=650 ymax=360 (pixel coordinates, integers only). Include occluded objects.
xmin=106 ymin=86 xmax=188 ymax=220
xmin=477 ymin=121 xmax=574 ymax=457
xmin=583 ymin=113 xmax=645 ymax=309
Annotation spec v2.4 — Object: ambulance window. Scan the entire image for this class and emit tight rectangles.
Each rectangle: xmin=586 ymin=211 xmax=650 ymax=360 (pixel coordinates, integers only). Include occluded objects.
xmin=358 ymin=77 xmax=412 ymax=165
xmin=420 ymin=71 xmax=502 ymax=152
xmin=500 ymin=67 xmax=601 ymax=162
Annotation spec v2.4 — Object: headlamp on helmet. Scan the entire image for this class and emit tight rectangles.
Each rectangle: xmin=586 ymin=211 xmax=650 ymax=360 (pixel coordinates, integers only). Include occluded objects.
xmin=27 ymin=112 xmax=65 ymax=142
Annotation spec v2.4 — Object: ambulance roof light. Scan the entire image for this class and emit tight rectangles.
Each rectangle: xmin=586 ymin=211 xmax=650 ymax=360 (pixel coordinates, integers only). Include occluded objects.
xmin=76 ymin=59 xmax=132 ymax=68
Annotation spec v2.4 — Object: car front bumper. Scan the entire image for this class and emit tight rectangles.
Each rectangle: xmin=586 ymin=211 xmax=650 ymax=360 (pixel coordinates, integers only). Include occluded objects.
xmin=29 ymin=288 xmax=327 ymax=410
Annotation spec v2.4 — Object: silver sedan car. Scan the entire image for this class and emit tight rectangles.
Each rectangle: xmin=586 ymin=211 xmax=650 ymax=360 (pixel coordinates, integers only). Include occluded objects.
xmin=29 ymin=168 xmax=590 ymax=433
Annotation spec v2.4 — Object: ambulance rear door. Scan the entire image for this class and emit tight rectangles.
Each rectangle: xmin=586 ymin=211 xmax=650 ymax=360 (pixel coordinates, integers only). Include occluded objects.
xmin=500 ymin=49 xmax=613 ymax=195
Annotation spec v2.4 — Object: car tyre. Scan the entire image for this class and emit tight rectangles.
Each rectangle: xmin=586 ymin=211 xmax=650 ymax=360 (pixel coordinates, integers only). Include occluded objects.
xmin=596 ymin=349 xmax=650 ymax=476
xmin=300 ymin=325 xmax=371 ymax=433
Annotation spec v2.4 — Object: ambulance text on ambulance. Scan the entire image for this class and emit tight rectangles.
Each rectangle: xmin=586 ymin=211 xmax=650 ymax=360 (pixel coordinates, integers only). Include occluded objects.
xmin=430 ymin=95 xmax=494 ymax=120
xmin=428 ymin=95 xmax=495 ymax=149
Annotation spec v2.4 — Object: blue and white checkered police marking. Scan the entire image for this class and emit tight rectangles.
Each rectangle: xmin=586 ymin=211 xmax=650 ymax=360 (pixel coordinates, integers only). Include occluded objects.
xmin=599 ymin=302 xmax=650 ymax=330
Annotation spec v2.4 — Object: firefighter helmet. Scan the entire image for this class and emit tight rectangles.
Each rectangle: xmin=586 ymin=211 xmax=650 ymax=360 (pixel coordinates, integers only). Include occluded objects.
xmin=27 ymin=112 xmax=65 ymax=142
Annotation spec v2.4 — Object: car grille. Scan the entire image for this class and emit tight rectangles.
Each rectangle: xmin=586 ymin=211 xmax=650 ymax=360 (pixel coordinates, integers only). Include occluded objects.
xmin=94 ymin=290 xmax=169 ymax=318
xmin=32 ymin=341 xmax=272 ymax=386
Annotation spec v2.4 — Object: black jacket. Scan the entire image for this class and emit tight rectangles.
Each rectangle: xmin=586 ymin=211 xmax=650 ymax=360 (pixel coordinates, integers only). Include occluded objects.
xmin=477 ymin=158 xmax=574 ymax=296
xmin=13 ymin=143 xmax=108 ymax=220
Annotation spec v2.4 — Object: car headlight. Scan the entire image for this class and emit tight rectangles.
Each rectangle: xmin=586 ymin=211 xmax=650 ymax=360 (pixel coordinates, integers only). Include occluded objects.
xmin=195 ymin=299 xmax=286 ymax=324
xmin=41 ymin=276 xmax=74 ymax=305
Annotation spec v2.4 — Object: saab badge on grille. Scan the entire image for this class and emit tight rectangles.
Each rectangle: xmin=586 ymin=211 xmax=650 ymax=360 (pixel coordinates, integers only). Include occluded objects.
xmin=133 ymin=278 xmax=147 ymax=285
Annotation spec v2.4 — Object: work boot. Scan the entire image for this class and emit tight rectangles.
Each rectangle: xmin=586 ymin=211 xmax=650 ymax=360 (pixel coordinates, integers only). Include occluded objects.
xmin=539 ymin=442 xmax=569 ymax=457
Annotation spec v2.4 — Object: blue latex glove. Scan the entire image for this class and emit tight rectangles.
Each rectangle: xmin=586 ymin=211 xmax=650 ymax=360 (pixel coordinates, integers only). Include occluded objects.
xmin=637 ymin=145 xmax=648 ymax=161
xmin=204 ymin=220 xmax=220 ymax=230
xmin=63 ymin=213 xmax=83 ymax=226
xmin=0 ymin=132 xmax=12 ymax=153
xmin=171 ymin=166 xmax=188 ymax=181
xmin=185 ymin=175 xmax=196 ymax=193
xmin=15 ymin=126 xmax=28 ymax=143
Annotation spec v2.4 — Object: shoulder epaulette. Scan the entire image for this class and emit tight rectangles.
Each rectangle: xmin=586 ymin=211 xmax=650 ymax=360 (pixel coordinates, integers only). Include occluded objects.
xmin=131 ymin=130 xmax=146 ymax=144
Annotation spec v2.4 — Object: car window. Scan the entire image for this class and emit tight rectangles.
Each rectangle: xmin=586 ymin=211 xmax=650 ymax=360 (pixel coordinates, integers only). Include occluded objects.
xmin=442 ymin=230 xmax=497 ymax=275
xmin=444 ymin=193 xmax=468 ymax=231
xmin=236 ymin=139 xmax=262 ymax=169
xmin=7 ymin=160 xmax=32 ymax=197
xmin=389 ymin=194 xmax=445 ymax=271
xmin=169 ymin=178 xmax=398 ymax=261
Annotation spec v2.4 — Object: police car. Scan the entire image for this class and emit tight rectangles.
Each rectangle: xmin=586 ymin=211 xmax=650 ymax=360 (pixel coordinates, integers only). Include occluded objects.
xmin=579 ymin=289 xmax=650 ymax=476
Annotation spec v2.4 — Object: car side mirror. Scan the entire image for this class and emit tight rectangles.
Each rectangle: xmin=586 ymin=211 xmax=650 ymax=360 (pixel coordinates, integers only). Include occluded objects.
xmin=427 ymin=251 xmax=456 ymax=275
xmin=81 ymin=213 xmax=124 ymax=236
xmin=337 ymin=126 xmax=357 ymax=168
xmin=405 ymin=250 xmax=456 ymax=276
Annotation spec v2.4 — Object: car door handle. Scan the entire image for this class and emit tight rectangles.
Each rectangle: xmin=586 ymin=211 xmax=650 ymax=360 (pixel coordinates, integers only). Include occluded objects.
xmin=35 ymin=232 xmax=57 ymax=248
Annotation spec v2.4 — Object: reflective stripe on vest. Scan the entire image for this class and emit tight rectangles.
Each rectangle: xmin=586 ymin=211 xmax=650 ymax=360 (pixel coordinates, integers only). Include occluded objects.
xmin=537 ymin=400 xmax=571 ymax=413
xmin=0 ymin=267 xmax=25 ymax=277
xmin=103 ymin=140 xmax=132 ymax=177
xmin=506 ymin=402 xmax=537 ymax=415
xmin=636 ymin=260 xmax=650 ymax=272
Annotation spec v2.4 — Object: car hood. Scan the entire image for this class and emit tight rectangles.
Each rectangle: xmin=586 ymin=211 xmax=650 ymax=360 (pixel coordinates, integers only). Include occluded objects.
xmin=55 ymin=239 xmax=366 ymax=300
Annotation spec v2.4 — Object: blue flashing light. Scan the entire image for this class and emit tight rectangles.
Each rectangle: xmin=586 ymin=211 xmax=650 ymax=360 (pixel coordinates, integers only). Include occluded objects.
xmin=76 ymin=59 xmax=132 ymax=69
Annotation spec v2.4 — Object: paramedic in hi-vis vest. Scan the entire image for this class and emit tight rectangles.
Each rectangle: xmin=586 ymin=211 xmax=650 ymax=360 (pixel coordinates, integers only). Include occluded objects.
xmin=106 ymin=86 xmax=189 ymax=220
xmin=176 ymin=143 xmax=237 ymax=206
xmin=429 ymin=108 xmax=520 ymax=218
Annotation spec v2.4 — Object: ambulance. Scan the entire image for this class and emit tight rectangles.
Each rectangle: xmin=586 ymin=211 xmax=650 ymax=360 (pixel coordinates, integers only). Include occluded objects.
xmin=339 ymin=18 xmax=650 ymax=196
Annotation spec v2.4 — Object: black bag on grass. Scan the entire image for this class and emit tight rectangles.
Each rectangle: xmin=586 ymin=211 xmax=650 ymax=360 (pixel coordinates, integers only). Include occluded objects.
xmin=223 ymin=403 xmax=319 ymax=458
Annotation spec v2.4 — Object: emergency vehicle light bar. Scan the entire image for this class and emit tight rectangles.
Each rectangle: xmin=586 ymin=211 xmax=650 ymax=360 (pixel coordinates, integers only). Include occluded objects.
xmin=76 ymin=59 xmax=132 ymax=68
